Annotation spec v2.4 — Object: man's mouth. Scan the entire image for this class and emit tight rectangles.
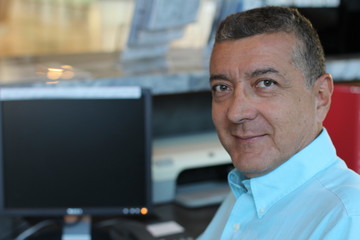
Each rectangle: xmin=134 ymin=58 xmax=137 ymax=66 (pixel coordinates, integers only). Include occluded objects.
xmin=233 ymin=134 xmax=267 ymax=143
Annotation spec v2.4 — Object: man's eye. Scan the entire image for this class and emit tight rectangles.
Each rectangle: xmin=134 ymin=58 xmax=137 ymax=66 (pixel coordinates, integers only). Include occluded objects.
xmin=257 ymin=79 xmax=277 ymax=88
xmin=212 ymin=85 xmax=228 ymax=92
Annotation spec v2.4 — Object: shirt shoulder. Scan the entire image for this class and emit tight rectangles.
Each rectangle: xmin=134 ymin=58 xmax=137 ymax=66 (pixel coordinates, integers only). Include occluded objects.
xmin=317 ymin=161 xmax=360 ymax=216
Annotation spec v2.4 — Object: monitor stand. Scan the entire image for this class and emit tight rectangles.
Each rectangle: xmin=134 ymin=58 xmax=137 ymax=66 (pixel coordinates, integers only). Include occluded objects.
xmin=62 ymin=215 xmax=91 ymax=240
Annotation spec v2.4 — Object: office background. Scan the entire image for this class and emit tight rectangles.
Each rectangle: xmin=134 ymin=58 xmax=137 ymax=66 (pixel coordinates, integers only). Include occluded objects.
xmin=0 ymin=0 xmax=359 ymax=239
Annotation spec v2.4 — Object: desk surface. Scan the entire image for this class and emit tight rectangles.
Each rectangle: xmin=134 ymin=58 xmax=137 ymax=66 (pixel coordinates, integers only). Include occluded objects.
xmin=0 ymin=202 xmax=219 ymax=240
xmin=154 ymin=203 xmax=219 ymax=238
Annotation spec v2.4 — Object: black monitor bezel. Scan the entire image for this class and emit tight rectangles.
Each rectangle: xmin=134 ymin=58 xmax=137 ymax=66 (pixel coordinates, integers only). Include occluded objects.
xmin=0 ymin=86 xmax=152 ymax=217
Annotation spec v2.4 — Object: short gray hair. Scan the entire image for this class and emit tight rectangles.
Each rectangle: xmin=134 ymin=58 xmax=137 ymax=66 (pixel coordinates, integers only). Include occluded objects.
xmin=215 ymin=6 xmax=325 ymax=87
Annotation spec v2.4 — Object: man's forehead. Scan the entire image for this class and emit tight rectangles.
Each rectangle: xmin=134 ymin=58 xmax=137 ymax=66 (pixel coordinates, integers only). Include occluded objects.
xmin=211 ymin=32 xmax=298 ymax=59
xmin=210 ymin=34 xmax=299 ymax=77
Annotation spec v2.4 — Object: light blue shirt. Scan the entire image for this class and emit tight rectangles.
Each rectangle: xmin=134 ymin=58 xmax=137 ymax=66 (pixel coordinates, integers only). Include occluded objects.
xmin=198 ymin=129 xmax=360 ymax=239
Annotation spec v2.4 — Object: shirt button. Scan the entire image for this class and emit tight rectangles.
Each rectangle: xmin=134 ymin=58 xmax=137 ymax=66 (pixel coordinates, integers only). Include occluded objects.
xmin=259 ymin=208 xmax=265 ymax=214
xmin=233 ymin=223 xmax=240 ymax=232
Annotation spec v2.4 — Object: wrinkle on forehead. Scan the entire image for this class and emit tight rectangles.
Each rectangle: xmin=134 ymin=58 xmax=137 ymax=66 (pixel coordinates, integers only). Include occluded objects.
xmin=210 ymin=33 xmax=303 ymax=82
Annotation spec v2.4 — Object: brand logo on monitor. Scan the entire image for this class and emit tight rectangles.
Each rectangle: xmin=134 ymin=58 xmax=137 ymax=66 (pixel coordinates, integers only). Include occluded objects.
xmin=66 ymin=208 xmax=83 ymax=215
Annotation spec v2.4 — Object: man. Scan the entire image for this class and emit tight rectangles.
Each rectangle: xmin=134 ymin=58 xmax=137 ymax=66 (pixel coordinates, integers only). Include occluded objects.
xmin=198 ymin=6 xmax=360 ymax=240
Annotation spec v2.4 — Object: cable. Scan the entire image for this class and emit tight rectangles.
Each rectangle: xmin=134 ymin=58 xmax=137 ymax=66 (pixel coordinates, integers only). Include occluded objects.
xmin=15 ymin=220 xmax=56 ymax=240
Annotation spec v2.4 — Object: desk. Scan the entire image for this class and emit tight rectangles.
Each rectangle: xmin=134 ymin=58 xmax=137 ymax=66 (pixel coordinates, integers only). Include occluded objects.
xmin=0 ymin=202 xmax=219 ymax=240
xmin=154 ymin=203 xmax=219 ymax=238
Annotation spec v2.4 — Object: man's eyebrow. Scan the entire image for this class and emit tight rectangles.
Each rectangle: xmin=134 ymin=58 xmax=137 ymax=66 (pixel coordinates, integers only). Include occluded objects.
xmin=247 ymin=67 xmax=280 ymax=78
xmin=209 ymin=74 xmax=229 ymax=82
xmin=209 ymin=68 xmax=282 ymax=83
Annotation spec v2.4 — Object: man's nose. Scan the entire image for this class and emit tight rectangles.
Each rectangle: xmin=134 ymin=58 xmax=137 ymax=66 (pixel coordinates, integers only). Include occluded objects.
xmin=226 ymin=92 xmax=257 ymax=123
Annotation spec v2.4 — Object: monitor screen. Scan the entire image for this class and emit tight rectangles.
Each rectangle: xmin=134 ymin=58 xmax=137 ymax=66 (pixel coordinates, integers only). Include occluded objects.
xmin=0 ymin=86 xmax=152 ymax=217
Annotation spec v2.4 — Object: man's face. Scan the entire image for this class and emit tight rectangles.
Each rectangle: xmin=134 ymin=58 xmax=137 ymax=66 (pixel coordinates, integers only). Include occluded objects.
xmin=210 ymin=33 xmax=324 ymax=178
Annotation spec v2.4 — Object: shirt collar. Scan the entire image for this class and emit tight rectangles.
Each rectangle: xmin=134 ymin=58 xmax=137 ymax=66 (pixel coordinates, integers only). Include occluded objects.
xmin=228 ymin=128 xmax=338 ymax=218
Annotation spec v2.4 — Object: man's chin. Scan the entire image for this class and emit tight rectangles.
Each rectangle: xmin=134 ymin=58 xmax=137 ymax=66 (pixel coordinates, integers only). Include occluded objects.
xmin=232 ymin=156 xmax=278 ymax=178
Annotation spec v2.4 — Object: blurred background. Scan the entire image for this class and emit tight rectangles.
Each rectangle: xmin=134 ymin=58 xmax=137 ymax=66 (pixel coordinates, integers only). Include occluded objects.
xmin=0 ymin=0 xmax=215 ymax=56
xmin=0 ymin=0 xmax=347 ymax=57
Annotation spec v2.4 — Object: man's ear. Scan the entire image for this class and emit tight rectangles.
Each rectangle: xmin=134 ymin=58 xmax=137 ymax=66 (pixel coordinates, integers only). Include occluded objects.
xmin=313 ymin=73 xmax=334 ymax=123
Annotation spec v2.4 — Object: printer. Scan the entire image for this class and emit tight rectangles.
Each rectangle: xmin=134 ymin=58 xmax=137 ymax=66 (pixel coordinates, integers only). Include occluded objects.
xmin=152 ymin=131 xmax=232 ymax=207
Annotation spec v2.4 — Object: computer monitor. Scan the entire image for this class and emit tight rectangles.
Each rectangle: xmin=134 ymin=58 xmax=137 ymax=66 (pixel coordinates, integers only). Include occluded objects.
xmin=0 ymin=86 xmax=152 ymax=238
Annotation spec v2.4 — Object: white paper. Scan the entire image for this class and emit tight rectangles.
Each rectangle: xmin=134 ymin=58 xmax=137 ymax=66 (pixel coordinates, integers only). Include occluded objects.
xmin=146 ymin=221 xmax=185 ymax=237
